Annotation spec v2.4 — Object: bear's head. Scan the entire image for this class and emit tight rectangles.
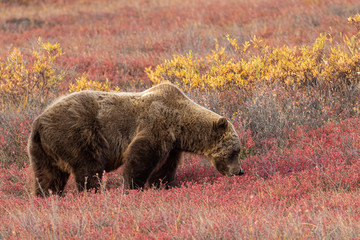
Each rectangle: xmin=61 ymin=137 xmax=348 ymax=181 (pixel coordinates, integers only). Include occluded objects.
xmin=206 ymin=117 xmax=244 ymax=176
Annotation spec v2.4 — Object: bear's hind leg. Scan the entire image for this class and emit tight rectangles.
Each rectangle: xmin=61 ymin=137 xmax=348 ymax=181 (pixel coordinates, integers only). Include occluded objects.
xmin=73 ymin=161 xmax=105 ymax=193
xmin=146 ymin=150 xmax=183 ymax=188
xmin=29 ymin=133 xmax=70 ymax=197
xmin=32 ymin=162 xmax=70 ymax=197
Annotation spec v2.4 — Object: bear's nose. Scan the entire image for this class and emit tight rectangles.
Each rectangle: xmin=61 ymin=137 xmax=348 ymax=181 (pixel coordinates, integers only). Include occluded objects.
xmin=236 ymin=169 xmax=244 ymax=176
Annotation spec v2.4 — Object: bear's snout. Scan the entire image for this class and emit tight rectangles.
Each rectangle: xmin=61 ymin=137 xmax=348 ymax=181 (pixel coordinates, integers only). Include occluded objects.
xmin=235 ymin=169 xmax=244 ymax=176
xmin=228 ymin=168 xmax=244 ymax=176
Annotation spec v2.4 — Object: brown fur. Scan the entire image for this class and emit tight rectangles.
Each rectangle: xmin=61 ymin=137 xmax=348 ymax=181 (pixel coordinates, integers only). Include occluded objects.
xmin=28 ymin=83 xmax=244 ymax=196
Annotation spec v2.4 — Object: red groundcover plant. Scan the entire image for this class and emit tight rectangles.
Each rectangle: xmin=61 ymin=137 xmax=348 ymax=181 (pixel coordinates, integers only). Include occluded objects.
xmin=0 ymin=118 xmax=359 ymax=239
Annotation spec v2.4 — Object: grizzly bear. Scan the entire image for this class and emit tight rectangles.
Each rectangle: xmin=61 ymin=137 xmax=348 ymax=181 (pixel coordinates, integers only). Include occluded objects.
xmin=28 ymin=82 xmax=244 ymax=196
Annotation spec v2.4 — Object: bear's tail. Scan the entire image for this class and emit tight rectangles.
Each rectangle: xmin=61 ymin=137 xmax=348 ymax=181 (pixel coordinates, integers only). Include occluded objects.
xmin=28 ymin=118 xmax=45 ymax=165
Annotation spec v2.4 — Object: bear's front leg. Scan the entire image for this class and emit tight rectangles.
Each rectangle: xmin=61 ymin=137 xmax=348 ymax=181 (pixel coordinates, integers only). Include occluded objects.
xmin=146 ymin=150 xmax=183 ymax=188
xmin=122 ymin=134 xmax=163 ymax=189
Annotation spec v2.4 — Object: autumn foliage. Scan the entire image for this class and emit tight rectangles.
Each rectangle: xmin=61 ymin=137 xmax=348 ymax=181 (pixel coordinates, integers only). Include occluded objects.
xmin=146 ymin=31 xmax=360 ymax=92
xmin=1 ymin=0 xmax=360 ymax=238
xmin=0 ymin=37 xmax=64 ymax=110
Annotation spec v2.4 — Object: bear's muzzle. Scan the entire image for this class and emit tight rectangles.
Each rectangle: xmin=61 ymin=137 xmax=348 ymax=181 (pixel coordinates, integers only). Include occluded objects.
xmin=235 ymin=169 xmax=244 ymax=176
xmin=229 ymin=168 xmax=244 ymax=176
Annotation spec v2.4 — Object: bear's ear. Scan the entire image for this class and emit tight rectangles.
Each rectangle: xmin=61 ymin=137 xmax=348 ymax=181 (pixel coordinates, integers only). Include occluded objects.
xmin=214 ymin=117 xmax=228 ymax=133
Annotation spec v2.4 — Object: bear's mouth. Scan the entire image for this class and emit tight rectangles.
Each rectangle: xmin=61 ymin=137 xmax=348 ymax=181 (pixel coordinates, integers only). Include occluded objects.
xmin=228 ymin=168 xmax=245 ymax=176
xmin=213 ymin=162 xmax=244 ymax=176
xmin=214 ymin=162 xmax=228 ymax=176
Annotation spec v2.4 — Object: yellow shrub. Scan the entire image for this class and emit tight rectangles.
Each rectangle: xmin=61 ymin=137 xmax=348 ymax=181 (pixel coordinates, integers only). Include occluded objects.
xmin=68 ymin=73 xmax=119 ymax=92
xmin=0 ymin=37 xmax=64 ymax=110
xmin=348 ymin=13 xmax=360 ymax=31
xmin=145 ymin=51 xmax=205 ymax=90
xmin=146 ymin=16 xmax=360 ymax=95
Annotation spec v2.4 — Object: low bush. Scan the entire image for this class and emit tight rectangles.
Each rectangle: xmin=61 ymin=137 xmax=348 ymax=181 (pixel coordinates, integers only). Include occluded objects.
xmin=0 ymin=37 xmax=65 ymax=111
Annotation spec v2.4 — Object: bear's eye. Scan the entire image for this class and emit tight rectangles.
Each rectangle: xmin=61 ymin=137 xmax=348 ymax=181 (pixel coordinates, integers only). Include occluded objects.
xmin=229 ymin=150 xmax=240 ymax=161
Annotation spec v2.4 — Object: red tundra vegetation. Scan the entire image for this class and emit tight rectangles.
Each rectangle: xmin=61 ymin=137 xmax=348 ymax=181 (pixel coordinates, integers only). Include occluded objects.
xmin=1 ymin=0 xmax=360 ymax=238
